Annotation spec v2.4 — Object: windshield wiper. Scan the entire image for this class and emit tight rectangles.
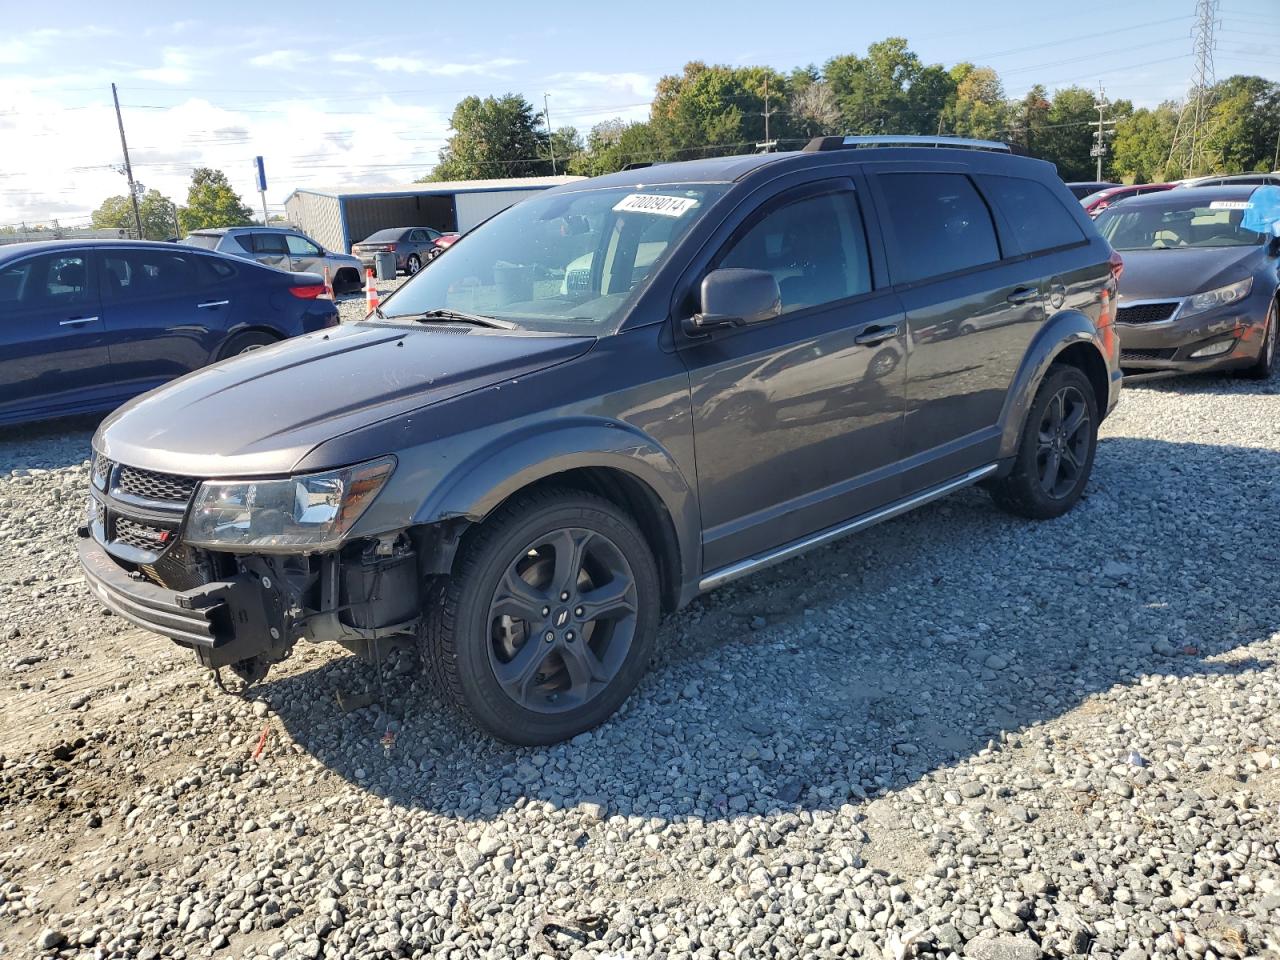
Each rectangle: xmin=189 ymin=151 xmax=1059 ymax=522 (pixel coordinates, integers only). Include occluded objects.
xmin=407 ymin=308 xmax=516 ymax=329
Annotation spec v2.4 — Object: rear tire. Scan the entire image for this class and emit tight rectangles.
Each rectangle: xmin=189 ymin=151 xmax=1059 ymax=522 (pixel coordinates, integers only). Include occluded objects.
xmin=1237 ymin=300 xmax=1277 ymax=381
xmin=989 ymin=364 xmax=1098 ymax=520
xmin=334 ymin=268 xmax=360 ymax=294
xmin=217 ymin=330 xmax=279 ymax=360
xmin=419 ymin=488 xmax=660 ymax=745
xmin=406 ymin=254 xmax=421 ymax=275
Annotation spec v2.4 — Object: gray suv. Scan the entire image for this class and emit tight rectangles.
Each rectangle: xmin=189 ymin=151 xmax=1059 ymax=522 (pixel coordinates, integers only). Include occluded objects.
xmin=79 ymin=136 xmax=1123 ymax=744
xmin=184 ymin=226 xmax=364 ymax=293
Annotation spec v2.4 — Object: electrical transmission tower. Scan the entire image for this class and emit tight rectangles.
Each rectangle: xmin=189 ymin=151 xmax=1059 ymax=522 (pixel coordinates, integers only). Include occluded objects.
xmin=1167 ymin=0 xmax=1220 ymax=178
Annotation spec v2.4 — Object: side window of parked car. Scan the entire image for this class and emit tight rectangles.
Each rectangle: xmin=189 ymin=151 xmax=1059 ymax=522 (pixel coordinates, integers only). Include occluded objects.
xmin=0 ymin=254 xmax=93 ymax=306
xmin=285 ymin=234 xmax=322 ymax=257
xmin=978 ymin=175 xmax=1087 ymax=254
xmin=102 ymin=250 xmax=198 ymax=300
xmin=876 ymin=173 xmax=1001 ymax=285
xmin=252 ymin=233 xmax=288 ymax=256
xmin=718 ymin=189 xmax=871 ymax=314
xmin=232 ymin=234 xmax=258 ymax=254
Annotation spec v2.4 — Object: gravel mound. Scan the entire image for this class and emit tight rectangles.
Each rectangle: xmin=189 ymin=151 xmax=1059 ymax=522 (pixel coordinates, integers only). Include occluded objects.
xmin=0 ymin=372 xmax=1277 ymax=959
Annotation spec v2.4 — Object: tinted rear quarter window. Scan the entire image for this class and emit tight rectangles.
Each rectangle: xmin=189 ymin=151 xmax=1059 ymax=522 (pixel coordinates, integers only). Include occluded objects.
xmin=185 ymin=233 xmax=221 ymax=250
xmin=876 ymin=172 xmax=1001 ymax=285
xmin=978 ymin=175 xmax=1087 ymax=254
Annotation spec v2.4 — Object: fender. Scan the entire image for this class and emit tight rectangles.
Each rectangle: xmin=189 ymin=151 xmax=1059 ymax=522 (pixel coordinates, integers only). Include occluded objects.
xmin=414 ymin=416 xmax=701 ymax=596
xmin=997 ymin=309 xmax=1109 ymax=462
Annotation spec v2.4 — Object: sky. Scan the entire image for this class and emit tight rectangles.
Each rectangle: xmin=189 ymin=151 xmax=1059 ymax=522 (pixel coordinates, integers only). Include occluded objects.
xmin=1 ymin=0 xmax=1277 ymax=227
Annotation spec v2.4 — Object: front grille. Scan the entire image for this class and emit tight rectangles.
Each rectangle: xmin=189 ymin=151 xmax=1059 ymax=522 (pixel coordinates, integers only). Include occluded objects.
xmin=92 ymin=456 xmax=113 ymax=490
xmin=1116 ymin=302 xmax=1179 ymax=325
xmin=117 ymin=466 xmax=198 ymax=504
xmin=113 ymin=516 xmax=176 ymax=552
xmin=1121 ymin=347 xmax=1177 ymax=362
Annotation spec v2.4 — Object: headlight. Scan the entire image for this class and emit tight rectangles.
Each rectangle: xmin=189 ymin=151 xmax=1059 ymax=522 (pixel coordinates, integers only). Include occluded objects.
xmin=1181 ymin=278 xmax=1253 ymax=319
xmin=185 ymin=457 xmax=395 ymax=551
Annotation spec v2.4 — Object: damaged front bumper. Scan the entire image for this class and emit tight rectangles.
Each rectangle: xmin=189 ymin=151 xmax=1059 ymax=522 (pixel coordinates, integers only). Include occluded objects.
xmin=77 ymin=531 xmax=286 ymax=669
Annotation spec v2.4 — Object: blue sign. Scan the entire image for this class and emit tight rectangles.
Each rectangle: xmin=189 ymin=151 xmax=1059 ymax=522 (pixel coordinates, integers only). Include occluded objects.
xmin=254 ymin=156 xmax=267 ymax=193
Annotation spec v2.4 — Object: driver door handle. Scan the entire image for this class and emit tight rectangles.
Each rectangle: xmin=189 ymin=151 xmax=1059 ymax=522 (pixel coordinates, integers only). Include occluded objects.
xmin=197 ymin=300 xmax=230 ymax=309
xmin=1007 ymin=286 xmax=1040 ymax=305
xmin=59 ymin=316 xmax=98 ymax=327
xmin=853 ymin=324 xmax=899 ymax=347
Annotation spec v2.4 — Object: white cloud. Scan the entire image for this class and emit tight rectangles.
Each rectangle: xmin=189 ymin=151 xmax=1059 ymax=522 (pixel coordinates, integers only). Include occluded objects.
xmin=133 ymin=48 xmax=196 ymax=85
xmin=546 ymin=71 xmax=656 ymax=127
xmin=249 ymin=49 xmax=312 ymax=70
xmin=365 ymin=55 xmax=524 ymax=76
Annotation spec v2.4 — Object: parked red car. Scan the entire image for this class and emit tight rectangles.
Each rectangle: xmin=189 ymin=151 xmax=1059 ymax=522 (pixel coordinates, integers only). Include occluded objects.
xmin=426 ymin=232 xmax=461 ymax=261
xmin=1079 ymin=183 xmax=1175 ymax=218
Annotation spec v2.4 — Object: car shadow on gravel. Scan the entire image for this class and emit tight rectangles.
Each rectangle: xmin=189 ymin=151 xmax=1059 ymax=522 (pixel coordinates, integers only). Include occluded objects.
xmin=258 ymin=432 xmax=1278 ymax=823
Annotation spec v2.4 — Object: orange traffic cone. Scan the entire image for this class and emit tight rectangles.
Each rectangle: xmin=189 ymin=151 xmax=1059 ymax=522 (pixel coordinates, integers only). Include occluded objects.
xmin=365 ymin=268 xmax=379 ymax=314
xmin=322 ymin=266 xmax=335 ymax=300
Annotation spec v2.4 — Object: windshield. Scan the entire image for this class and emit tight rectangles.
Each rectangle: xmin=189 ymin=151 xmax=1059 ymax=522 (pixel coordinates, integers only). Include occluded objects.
xmin=373 ymin=183 xmax=728 ymax=333
xmin=1096 ymin=197 xmax=1266 ymax=250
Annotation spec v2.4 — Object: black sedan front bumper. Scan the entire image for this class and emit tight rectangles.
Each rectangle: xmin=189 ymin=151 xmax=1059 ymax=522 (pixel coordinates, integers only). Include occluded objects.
xmin=77 ymin=532 xmax=278 ymax=668
xmin=1118 ymin=296 xmax=1271 ymax=376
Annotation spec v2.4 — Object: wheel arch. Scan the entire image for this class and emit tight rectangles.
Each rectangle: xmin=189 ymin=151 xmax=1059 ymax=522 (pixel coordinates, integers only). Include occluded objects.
xmin=216 ymin=324 xmax=285 ymax=360
xmin=997 ymin=309 xmax=1112 ymax=462
xmin=411 ymin=420 xmax=700 ymax=612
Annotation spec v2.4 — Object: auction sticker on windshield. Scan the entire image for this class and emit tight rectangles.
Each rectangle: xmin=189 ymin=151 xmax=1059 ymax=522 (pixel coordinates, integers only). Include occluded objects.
xmin=613 ymin=194 xmax=699 ymax=217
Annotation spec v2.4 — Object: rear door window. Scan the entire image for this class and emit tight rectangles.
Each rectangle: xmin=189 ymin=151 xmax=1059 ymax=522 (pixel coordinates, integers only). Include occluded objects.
xmin=978 ymin=175 xmax=1087 ymax=254
xmin=102 ymin=249 xmax=198 ymax=301
xmin=876 ymin=172 xmax=1002 ymax=285
xmin=253 ymin=233 xmax=288 ymax=255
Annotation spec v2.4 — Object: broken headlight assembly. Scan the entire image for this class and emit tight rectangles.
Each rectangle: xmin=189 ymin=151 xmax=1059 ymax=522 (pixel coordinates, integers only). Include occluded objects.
xmin=184 ymin=457 xmax=395 ymax=552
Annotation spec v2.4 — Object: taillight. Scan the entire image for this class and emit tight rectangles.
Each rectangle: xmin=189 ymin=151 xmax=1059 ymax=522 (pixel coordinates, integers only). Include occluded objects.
xmin=1108 ymin=249 xmax=1124 ymax=281
xmin=289 ymin=284 xmax=326 ymax=299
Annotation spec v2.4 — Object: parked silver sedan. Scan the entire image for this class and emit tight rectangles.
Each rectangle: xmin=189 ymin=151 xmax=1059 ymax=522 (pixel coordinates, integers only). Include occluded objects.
xmin=351 ymin=227 xmax=444 ymax=276
xmin=184 ymin=227 xmax=364 ymax=293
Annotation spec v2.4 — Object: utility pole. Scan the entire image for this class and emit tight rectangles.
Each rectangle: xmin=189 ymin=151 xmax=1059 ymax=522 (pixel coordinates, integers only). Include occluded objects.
xmin=1093 ymin=83 xmax=1115 ymax=181
xmin=111 ymin=83 xmax=144 ymax=240
xmin=1167 ymin=0 xmax=1220 ymax=178
xmin=543 ymin=93 xmax=557 ymax=175
xmin=757 ymin=76 xmax=778 ymax=153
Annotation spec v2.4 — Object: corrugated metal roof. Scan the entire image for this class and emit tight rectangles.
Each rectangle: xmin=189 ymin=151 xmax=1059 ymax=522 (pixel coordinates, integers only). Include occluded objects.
xmin=284 ymin=175 xmax=584 ymax=202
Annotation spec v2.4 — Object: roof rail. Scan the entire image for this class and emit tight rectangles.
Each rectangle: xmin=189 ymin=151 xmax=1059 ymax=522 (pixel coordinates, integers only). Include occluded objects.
xmin=803 ymin=135 xmax=1013 ymax=154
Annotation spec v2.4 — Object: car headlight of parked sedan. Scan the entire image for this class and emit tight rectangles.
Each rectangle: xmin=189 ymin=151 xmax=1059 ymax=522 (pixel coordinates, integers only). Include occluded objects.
xmin=1181 ymin=277 xmax=1253 ymax=319
xmin=185 ymin=457 xmax=395 ymax=551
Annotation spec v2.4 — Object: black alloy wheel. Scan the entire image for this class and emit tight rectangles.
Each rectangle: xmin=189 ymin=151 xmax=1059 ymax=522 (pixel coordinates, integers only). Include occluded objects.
xmin=1036 ymin=384 xmax=1091 ymax=500
xmin=486 ymin=527 xmax=638 ymax=714
xmin=419 ymin=488 xmax=660 ymax=744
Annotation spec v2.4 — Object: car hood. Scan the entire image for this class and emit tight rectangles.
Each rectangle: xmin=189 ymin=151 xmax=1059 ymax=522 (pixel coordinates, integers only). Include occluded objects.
xmin=1115 ymin=246 xmax=1262 ymax=302
xmin=96 ymin=323 xmax=595 ymax=477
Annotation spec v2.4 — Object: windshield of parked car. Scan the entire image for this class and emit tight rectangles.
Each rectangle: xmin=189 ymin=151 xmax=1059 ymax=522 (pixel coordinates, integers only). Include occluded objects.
xmin=1095 ymin=196 xmax=1267 ymax=249
xmin=372 ymin=183 xmax=728 ymax=333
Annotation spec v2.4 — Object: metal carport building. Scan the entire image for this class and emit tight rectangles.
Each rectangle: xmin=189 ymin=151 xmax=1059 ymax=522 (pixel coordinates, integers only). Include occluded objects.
xmin=282 ymin=176 xmax=584 ymax=254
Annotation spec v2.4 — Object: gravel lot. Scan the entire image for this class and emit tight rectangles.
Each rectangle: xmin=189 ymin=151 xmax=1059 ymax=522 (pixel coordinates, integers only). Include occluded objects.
xmin=1 ymin=364 xmax=1278 ymax=960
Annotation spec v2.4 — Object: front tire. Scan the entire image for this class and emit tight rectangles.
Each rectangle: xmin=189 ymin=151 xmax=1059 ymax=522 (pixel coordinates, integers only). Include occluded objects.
xmin=1237 ymin=299 xmax=1277 ymax=381
xmin=989 ymin=364 xmax=1098 ymax=520
xmin=420 ymin=488 xmax=660 ymax=745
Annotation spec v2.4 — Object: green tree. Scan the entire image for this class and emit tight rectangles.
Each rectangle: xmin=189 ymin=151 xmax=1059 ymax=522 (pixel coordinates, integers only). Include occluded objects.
xmin=1204 ymin=75 xmax=1280 ymax=174
xmin=91 ymin=186 xmax=177 ymax=240
xmin=176 ymin=168 xmax=253 ymax=233
xmin=647 ymin=62 xmax=790 ymax=158
xmin=427 ymin=94 xmax=550 ymax=181
xmin=1021 ymin=86 xmax=1097 ymax=182
xmin=940 ymin=64 xmax=1009 ymax=140
xmin=824 ymin=38 xmax=954 ymax=135
xmin=567 ymin=119 xmax=666 ymax=177
xmin=1112 ymin=103 xmax=1178 ymax=182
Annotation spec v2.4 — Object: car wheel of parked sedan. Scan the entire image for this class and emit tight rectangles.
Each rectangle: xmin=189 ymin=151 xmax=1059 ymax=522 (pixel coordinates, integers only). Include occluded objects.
xmin=989 ymin=364 xmax=1098 ymax=520
xmin=1238 ymin=299 xmax=1277 ymax=381
xmin=218 ymin=330 xmax=280 ymax=360
xmin=406 ymin=254 xmax=422 ymax=275
xmin=420 ymin=488 xmax=660 ymax=745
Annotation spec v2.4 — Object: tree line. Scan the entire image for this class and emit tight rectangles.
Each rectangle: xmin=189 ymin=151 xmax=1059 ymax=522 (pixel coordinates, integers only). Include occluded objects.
xmin=89 ymin=168 xmax=256 ymax=241
xmin=426 ymin=38 xmax=1280 ymax=186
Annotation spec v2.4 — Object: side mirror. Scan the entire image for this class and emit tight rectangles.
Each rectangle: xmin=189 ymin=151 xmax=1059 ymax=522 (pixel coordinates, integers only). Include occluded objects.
xmin=683 ymin=268 xmax=781 ymax=335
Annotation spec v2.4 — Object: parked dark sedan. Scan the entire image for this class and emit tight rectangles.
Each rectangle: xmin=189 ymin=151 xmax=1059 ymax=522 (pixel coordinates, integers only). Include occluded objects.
xmin=1095 ymin=185 xmax=1280 ymax=379
xmin=351 ymin=227 xmax=443 ymax=275
xmin=0 ymin=240 xmax=339 ymax=426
